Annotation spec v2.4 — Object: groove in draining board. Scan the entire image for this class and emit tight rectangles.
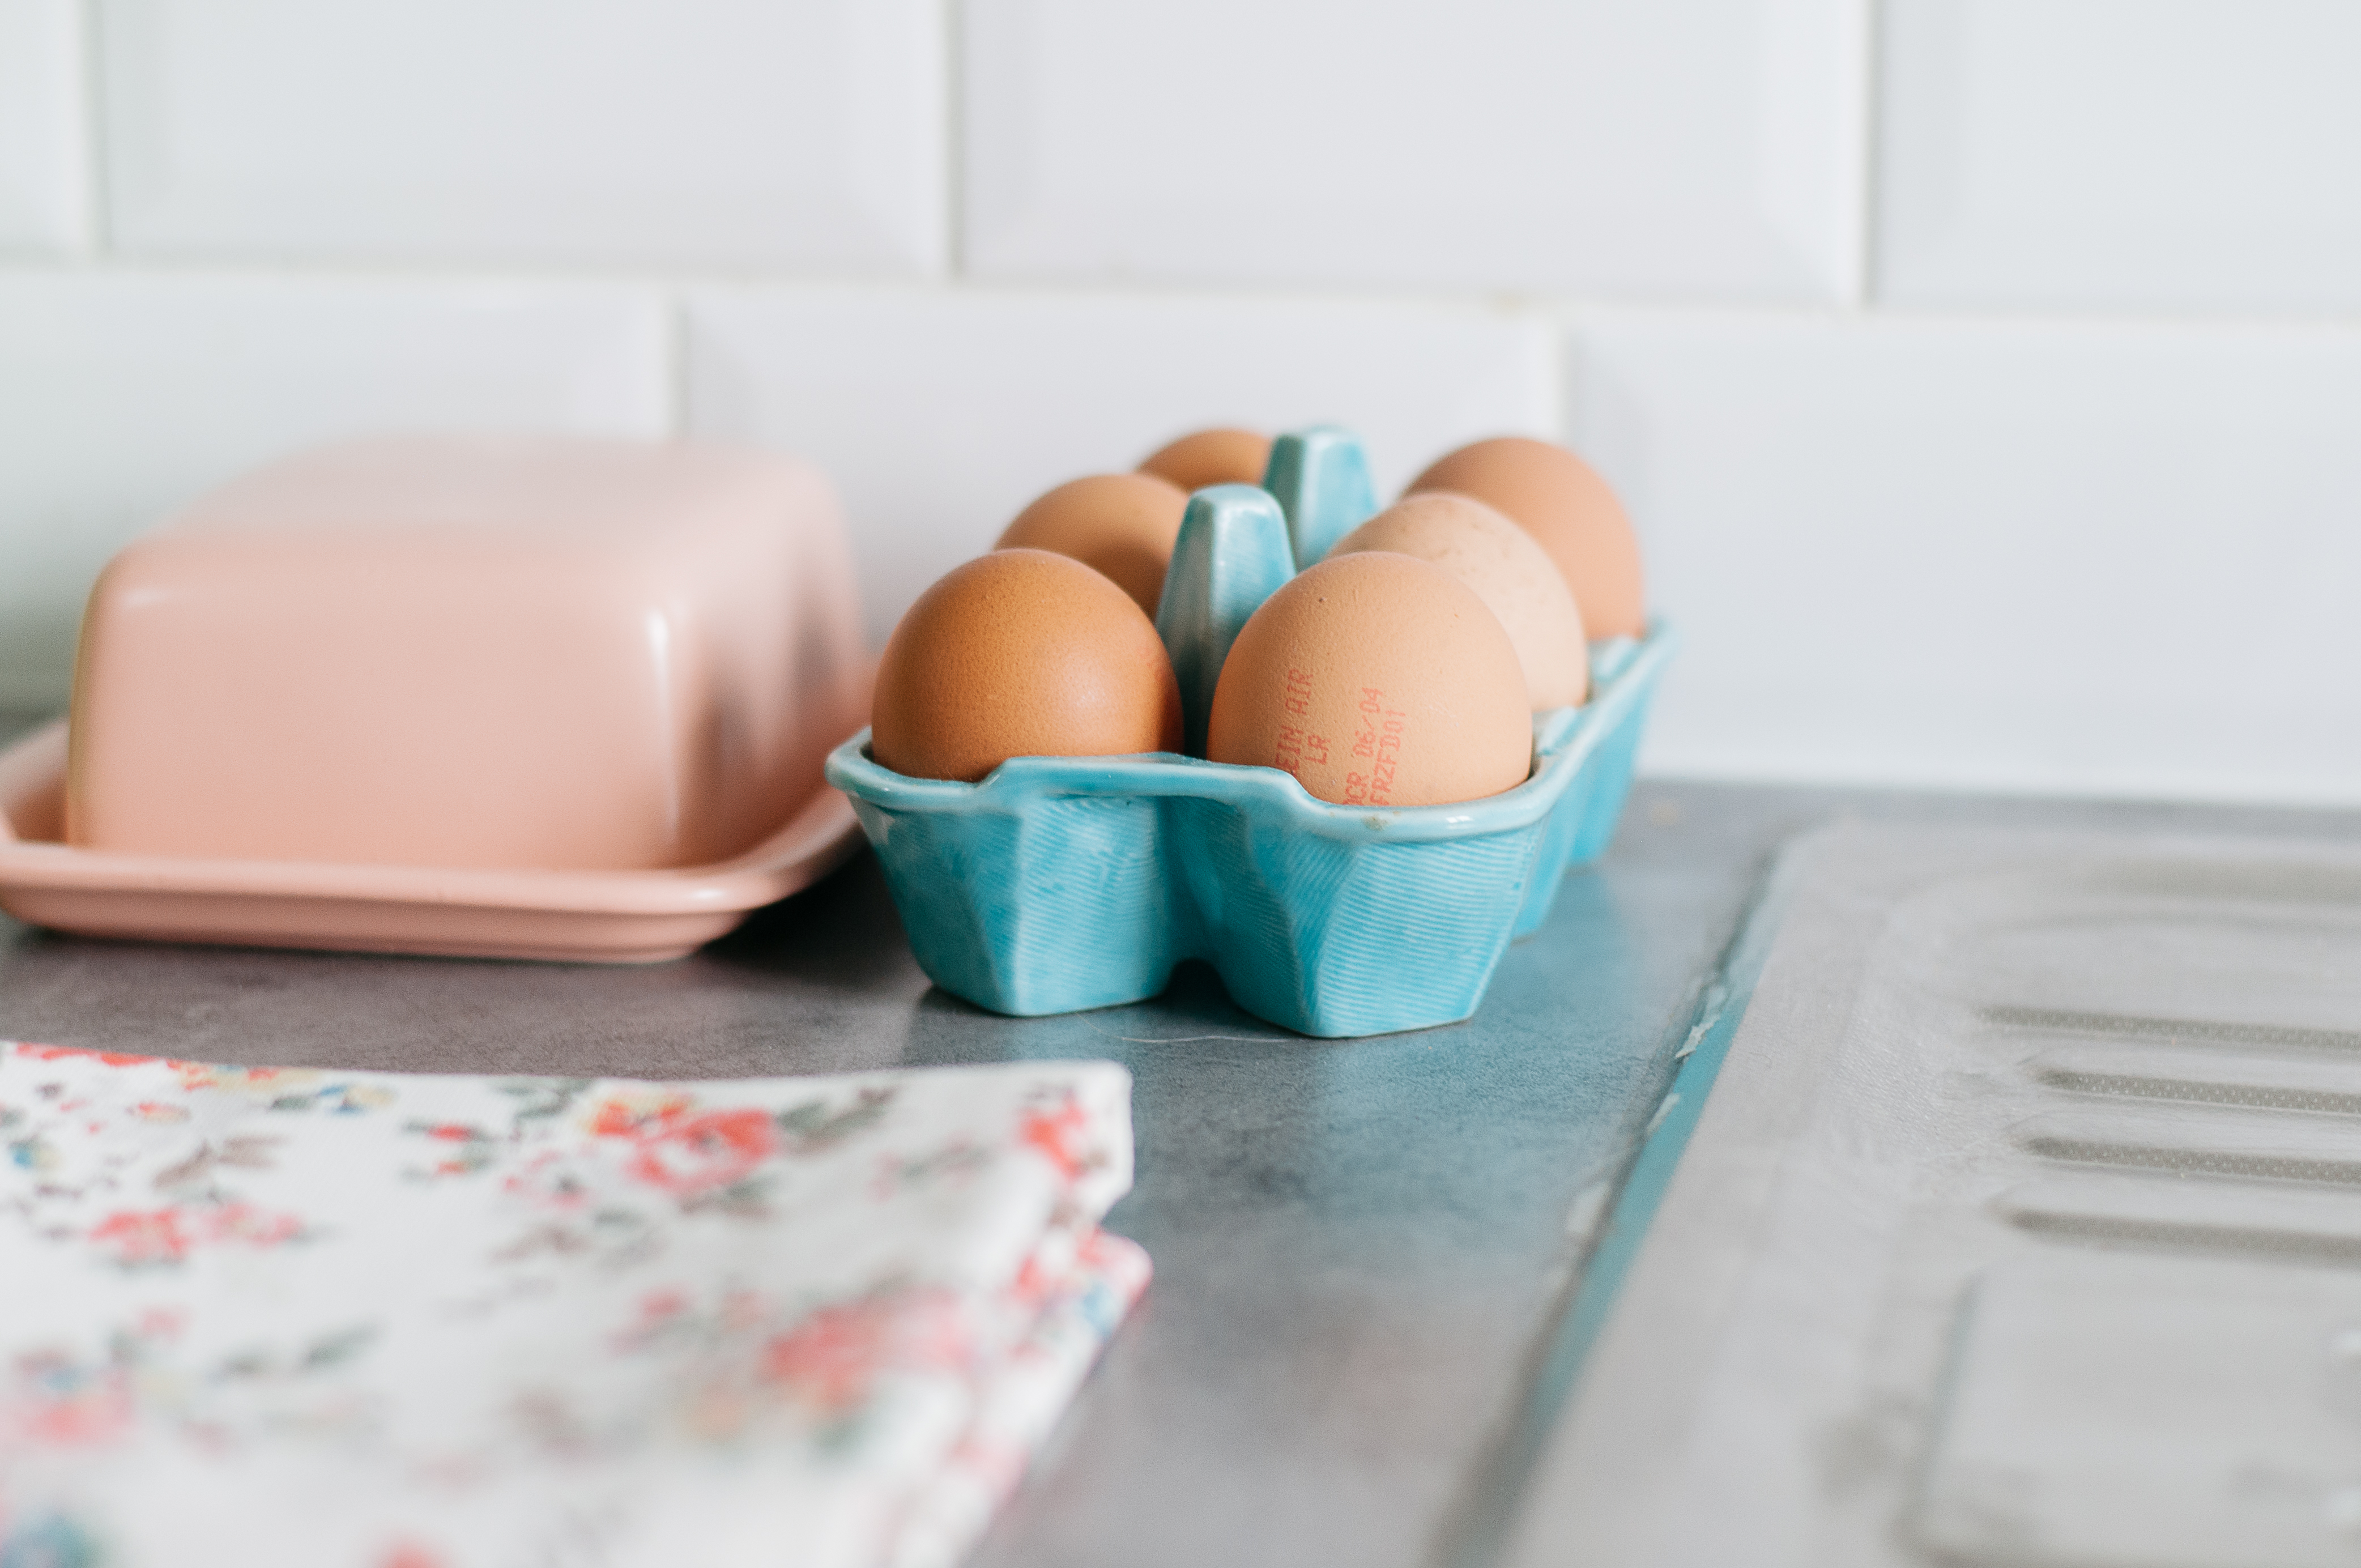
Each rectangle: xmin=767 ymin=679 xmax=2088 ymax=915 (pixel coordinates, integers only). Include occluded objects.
xmin=2009 ymin=1209 xmax=2361 ymax=1266
xmin=1995 ymin=1174 xmax=2361 ymax=1266
xmin=2023 ymin=1042 xmax=2361 ymax=1116
xmin=1980 ymin=1005 xmax=2361 ymax=1055
xmin=2014 ymin=1107 xmax=2361 ymax=1187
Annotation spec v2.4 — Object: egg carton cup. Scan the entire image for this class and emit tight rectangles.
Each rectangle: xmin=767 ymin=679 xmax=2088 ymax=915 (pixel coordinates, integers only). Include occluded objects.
xmin=829 ymin=625 xmax=1670 ymax=1038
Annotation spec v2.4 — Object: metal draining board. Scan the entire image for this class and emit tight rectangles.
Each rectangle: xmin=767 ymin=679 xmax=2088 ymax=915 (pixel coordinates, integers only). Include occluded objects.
xmin=1505 ymin=825 xmax=2361 ymax=1568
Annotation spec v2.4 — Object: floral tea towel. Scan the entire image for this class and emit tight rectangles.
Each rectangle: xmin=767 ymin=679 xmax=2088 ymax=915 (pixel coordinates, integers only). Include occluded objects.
xmin=0 ymin=1045 xmax=1149 ymax=1568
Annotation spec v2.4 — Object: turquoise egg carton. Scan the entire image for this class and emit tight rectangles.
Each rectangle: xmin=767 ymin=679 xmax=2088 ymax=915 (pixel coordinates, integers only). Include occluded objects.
xmin=824 ymin=428 xmax=1674 ymax=1038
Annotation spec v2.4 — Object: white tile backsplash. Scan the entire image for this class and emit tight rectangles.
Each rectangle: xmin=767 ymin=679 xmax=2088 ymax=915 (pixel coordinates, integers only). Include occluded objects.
xmin=1878 ymin=0 xmax=2361 ymax=312
xmin=0 ymin=0 xmax=2353 ymax=802
xmin=0 ymin=0 xmax=87 ymax=252
xmin=1571 ymin=309 xmax=2361 ymax=802
xmin=0 ymin=273 xmax=668 ymax=706
xmin=685 ymin=287 xmax=1556 ymax=646
xmin=97 ymin=0 xmax=945 ymax=270
xmin=962 ymin=0 xmax=1869 ymax=301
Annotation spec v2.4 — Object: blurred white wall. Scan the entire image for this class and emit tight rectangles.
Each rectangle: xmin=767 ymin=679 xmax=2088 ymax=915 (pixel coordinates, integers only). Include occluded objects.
xmin=2 ymin=0 xmax=2356 ymax=803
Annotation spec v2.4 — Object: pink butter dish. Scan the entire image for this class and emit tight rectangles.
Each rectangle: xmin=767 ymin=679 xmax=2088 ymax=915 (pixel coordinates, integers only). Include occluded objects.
xmin=0 ymin=436 xmax=872 ymax=962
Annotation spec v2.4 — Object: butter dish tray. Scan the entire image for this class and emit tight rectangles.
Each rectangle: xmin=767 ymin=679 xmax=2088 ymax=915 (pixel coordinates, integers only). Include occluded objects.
xmin=0 ymin=721 xmax=865 ymax=962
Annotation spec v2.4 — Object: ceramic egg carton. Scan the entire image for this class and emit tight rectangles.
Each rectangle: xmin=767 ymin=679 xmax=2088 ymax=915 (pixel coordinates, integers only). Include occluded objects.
xmin=828 ymin=429 xmax=1674 ymax=1038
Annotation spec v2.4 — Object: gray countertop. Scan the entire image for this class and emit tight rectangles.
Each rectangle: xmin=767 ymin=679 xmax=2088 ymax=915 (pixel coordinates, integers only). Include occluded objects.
xmin=6 ymin=705 xmax=2358 ymax=1567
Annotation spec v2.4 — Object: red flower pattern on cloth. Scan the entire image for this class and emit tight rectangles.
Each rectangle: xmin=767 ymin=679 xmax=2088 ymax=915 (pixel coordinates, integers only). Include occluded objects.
xmin=18 ymin=1046 xmax=157 ymax=1069
xmin=760 ymin=1286 xmax=970 ymax=1417
xmin=9 ymin=1352 xmax=134 ymax=1446
xmin=625 ymin=1108 xmax=779 ymax=1197
xmin=86 ymin=1202 xmax=304 ymax=1267
xmin=1019 ymin=1093 xmax=1097 ymax=1180
xmin=84 ymin=1209 xmax=191 ymax=1266
xmin=585 ymin=1092 xmax=694 ymax=1140
xmin=0 ymin=1042 xmax=1147 ymax=1568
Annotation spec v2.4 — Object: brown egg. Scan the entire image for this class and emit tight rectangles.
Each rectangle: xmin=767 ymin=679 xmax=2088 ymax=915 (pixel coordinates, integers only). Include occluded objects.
xmin=1207 ymin=552 xmax=1531 ymax=807
xmin=1405 ymin=437 xmax=1646 ymax=640
xmin=872 ymin=549 xmax=1182 ymax=782
xmin=1136 ymin=428 xmax=1272 ymax=493
xmin=1327 ymin=492 xmax=1589 ymax=710
xmin=995 ymin=472 xmax=1189 ymax=615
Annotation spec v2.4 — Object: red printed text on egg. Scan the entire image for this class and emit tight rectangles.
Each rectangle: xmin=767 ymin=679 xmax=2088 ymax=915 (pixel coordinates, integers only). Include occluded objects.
xmin=1343 ymin=687 xmax=1407 ymax=806
xmin=1272 ymin=667 xmax=1331 ymax=776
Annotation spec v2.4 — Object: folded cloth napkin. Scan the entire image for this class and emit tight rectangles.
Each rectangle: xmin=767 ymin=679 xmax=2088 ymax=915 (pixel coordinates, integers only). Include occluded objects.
xmin=0 ymin=1043 xmax=1148 ymax=1568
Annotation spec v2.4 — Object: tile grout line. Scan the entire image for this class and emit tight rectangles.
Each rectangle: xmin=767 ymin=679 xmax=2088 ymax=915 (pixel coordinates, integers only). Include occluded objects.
xmin=1536 ymin=309 xmax=1570 ymax=449
xmin=9 ymin=272 xmax=2333 ymax=345
xmin=942 ymin=0 xmax=966 ymax=280
xmin=74 ymin=0 xmax=109 ymax=254
xmin=6 ymin=254 xmax=2359 ymax=335
xmin=662 ymin=289 xmax=689 ymax=440
xmin=1855 ymin=0 xmax=1888 ymax=308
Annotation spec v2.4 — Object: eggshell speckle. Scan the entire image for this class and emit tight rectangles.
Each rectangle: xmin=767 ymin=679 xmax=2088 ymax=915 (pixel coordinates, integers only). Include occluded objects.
xmin=1207 ymin=552 xmax=1531 ymax=808
xmin=1406 ymin=437 xmax=1646 ymax=640
xmin=1137 ymin=428 xmax=1272 ymax=493
xmin=872 ymin=548 xmax=1182 ymax=782
xmin=995 ymin=472 xmax=1189 ymax=614
xmin=1327 ymin=492 xmax=1589 ymax=710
